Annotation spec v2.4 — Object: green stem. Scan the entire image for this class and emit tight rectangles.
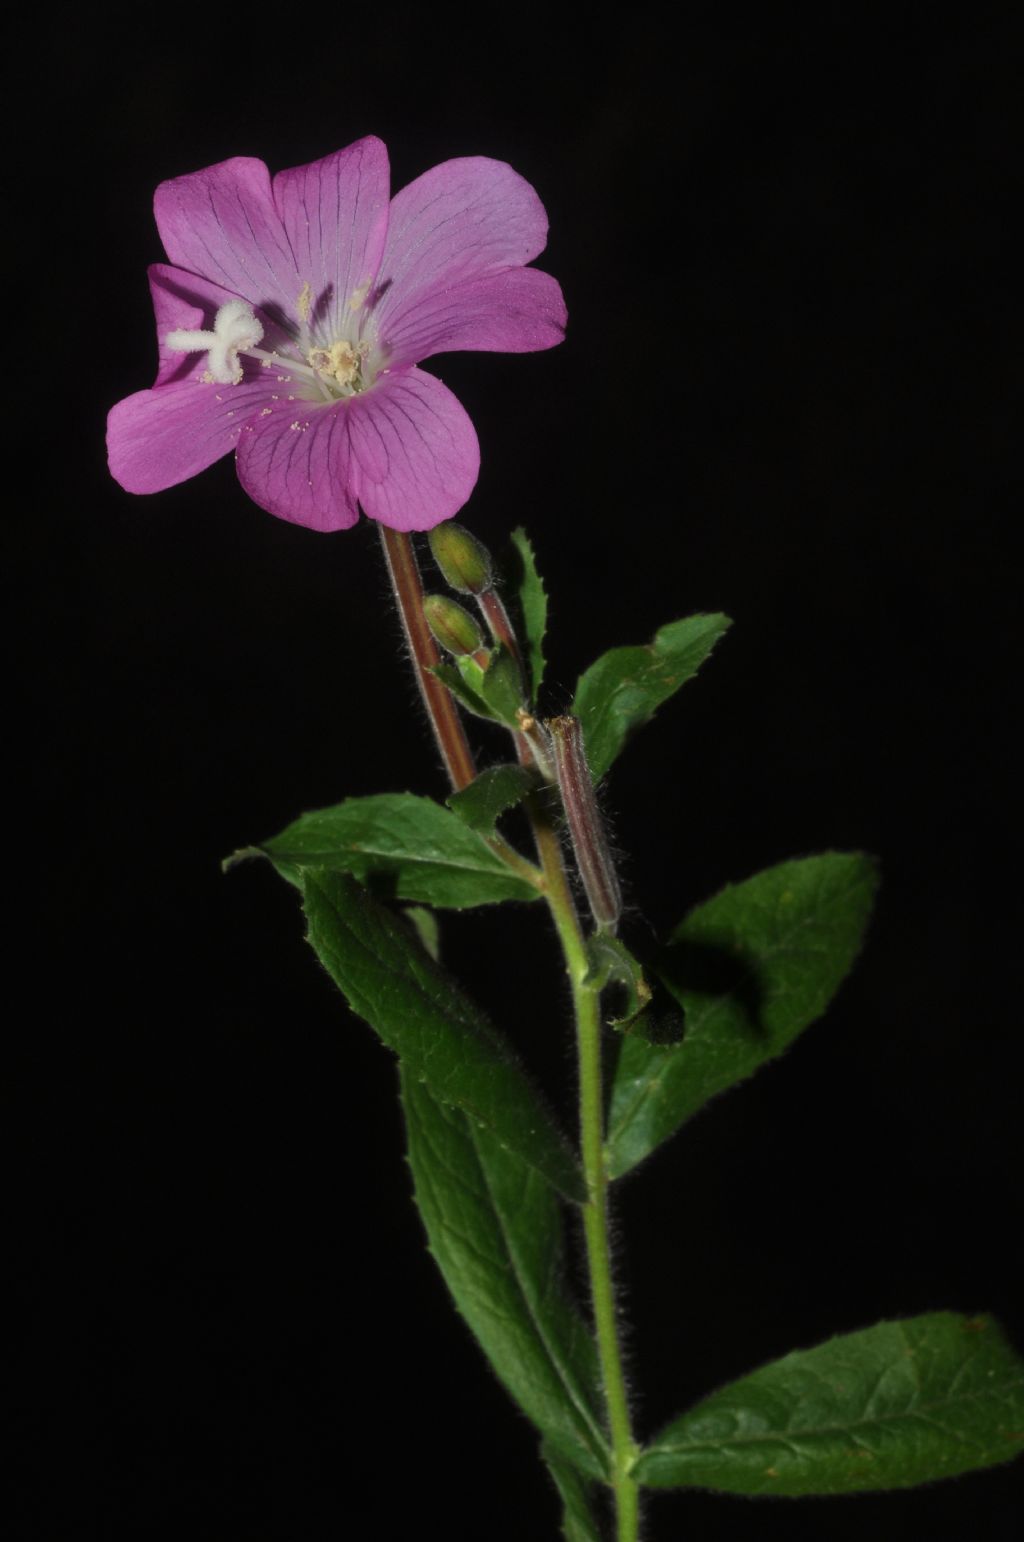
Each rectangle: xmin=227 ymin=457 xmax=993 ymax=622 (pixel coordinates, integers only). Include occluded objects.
xmin=383 ymin=526 xmax=637 ymax=1529
xmin=530 ymin=804 xmax=640 ymax=1541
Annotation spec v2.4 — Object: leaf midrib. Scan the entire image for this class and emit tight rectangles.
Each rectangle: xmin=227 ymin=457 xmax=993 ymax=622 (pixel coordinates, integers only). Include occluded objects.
xmin=414 ymin=1089 xmax=608 ymax=1474
xmin=646 ymin=1372 xmax=1024 ymax=1461
xmin=309 ymin=875 xmax=581 ymax=1199
xmin=467 ymin=1124 xmax=609 ymax=1471
xmin=279 ymin=832 xmax=515 ymax=878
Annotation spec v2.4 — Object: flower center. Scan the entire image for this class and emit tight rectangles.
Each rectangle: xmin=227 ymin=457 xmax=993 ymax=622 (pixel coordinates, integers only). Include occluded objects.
xmin=163 ymin=290 xmax=385 ymax=403
xmin=307 ymin=339 xmax=372 ymax=395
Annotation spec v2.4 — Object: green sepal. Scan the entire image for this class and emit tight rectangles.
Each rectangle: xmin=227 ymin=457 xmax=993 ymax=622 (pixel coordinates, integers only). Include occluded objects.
xmin=572 ymin=614 xmax=732 ymax=780
xmin=401 ymin=1068 xmax=610 ymax=1479
xmin=635 ymin=1312 xmax=1024 ymax=1494
xmin=301 ymin=869 xmax=585 ymax=1203
xmin=606 ymin=852 xmax=878 ymax=1178
xmin=431 ymin=646 xmax=524 ymax=727
xmin=508 ymin=527 xmax=548 ymax=702
xmin=541 ymin=1440 xmax=604 ymax=1541
xmin=447 ymin=763 xmax=539 ymax=835
xmin=583 ymin=934 xmax=652 ymax=1032
xmin=429 ymin=661 xmax=496 ymax=721
xmin=475 ymin=645 xmax=526 ymax=725
xmin=230 ymin=792 xmax=538 ymax=910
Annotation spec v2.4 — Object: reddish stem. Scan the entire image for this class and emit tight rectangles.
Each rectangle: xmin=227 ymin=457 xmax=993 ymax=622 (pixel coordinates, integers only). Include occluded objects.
xmin=477 ymin=588 xmax=525 ymax=678
xmin=379 ymin=527 xmax=477 ymax=791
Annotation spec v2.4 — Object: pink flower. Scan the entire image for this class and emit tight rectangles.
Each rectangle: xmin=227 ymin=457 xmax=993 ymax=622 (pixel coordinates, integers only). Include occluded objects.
xmin=107 ymin=137 xmax=566 ymax=533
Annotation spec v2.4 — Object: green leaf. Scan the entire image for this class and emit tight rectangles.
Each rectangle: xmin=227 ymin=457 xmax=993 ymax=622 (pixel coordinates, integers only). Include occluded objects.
xmin=303 ymin=869 xmax=585 ymax=1202
xmin=403 ymin=905 xmax=440 ymax=961
xmin=635 ymin=1312 xmax=1024 ymax=1494
xmin=447 ymin=764 xmax=538 ymax=835
xmin=477 ymin=645 xmax=527 ymax=725
xmin=430 ymin=661 xmax=498 ymax=722
xmin=584 ymin=934 xmax=652 ymax=1032
xmin=401 ymin=1069 xmax=610 ymax=1480
xmin=606 ymin=853 xmax=878 ymax=1178
xmin=509 ymin=527 xmax=548 ymax=701
xmin=248 ymin=792 xmax=538 ymax=909
xmin=431 ymin=648 xmax=524 ymax=727
xmin=542 ymin=1441 xmax=604 ymax=1541
xmin=572 ymin=614 xmax=731 ymax=780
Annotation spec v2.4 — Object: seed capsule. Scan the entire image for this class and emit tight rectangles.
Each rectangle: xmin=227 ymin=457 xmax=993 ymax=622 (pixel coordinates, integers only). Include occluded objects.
xmin=547 ymin=715 xmax=622 ymax=931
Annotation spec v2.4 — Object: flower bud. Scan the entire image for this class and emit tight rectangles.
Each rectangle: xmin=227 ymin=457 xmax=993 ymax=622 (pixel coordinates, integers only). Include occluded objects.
xmin=428 ymin=522 xmax=494 ymax=595
xmin=423 ymin=594 xmax=485 ymax=657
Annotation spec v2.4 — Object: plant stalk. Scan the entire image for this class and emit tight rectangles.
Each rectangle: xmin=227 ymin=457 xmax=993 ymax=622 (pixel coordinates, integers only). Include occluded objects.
xmin=379 ymin=526 xmax=478 ymax=791
xmin=529 ymin=802 xmax=640 ymax=1541
xmin=383 ymin=525 xmax=637 ymax=1528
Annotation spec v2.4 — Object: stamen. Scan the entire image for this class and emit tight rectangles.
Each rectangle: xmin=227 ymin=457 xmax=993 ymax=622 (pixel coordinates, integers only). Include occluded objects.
xmin=242 ymin=346 xmax=321 ymax=385
xmin=309 ymin=340 xmax=360 ymax=389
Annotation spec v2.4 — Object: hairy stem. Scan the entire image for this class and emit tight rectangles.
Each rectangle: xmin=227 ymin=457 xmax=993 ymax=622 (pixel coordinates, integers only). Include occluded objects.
xmin=383 ymin=526 xmax=635 ymax=1527
xmin=478 ymin=586 xmax=525 ymax=677
xmin=379 ymin=528 xmax=542 ymax=892
xmin=530 ymin=801 xmax=640 ymax=1541
xmin=379 ymin=526 xmax=478 ymax=790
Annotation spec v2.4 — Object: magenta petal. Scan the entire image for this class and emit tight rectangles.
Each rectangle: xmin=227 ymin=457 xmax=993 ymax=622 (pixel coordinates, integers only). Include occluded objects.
xmin=107 ymin=375 xmax=280 ymax=495
xmin=154 ymin=157 xmax=300 ymax=315
xmin=147 ymin=263 xmax=293 ymax=387
xmin=235 ymin=401 xmax=360 ymax=533
xmin=381 ymin=266 xmax=567 ymax=366
xmin=347 ymin=367 xmax=480 ymax=532
xmin=272 ymin=137 xmax=390 ymax=341
xmin=373 ymin=158 xmax=550 ymax=334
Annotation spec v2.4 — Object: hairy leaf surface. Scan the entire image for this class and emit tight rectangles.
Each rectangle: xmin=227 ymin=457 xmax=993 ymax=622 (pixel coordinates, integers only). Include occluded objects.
xmin=402 ymin=1071 xmax=609 ymax=1479
xmin=303 ymin=870 xmax=583 ymax=1201
xmin=573 ymin=614 xmax=731 ymax=780
xmin=636 ymin=1313 xmax=1024 ymax=1494
xmin=251 ymin=792 xmax=538 ymax=908
xmin=509 ymin=526 xmax=548 ymax=701
xmin=607 ymin=854 xmax=878 ymax=1177
xmin=448 ymin=764 xmax=538 ymax=835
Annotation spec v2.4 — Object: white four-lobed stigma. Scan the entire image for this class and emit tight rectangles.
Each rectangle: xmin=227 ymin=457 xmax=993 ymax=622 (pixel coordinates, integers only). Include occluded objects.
xmin=165 ymin=299 xmax=264 ymax=385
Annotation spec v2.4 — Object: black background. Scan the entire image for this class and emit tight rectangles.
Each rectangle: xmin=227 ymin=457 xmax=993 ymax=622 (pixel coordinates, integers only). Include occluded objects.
xmin=18 ymin=6 xmax=1021 ymax=1539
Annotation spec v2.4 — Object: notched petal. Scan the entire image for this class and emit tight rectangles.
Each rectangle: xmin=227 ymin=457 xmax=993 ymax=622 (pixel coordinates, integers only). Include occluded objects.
xmin=347 ymin=367 xmax=480 ymax=531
